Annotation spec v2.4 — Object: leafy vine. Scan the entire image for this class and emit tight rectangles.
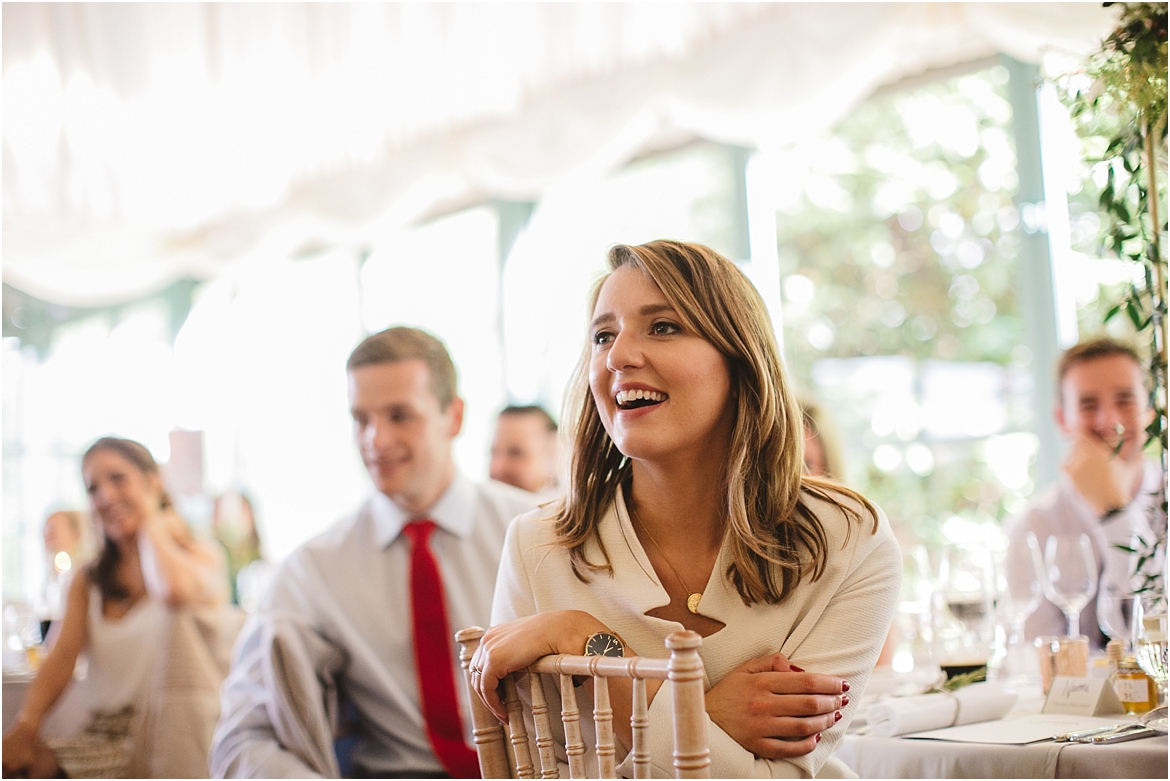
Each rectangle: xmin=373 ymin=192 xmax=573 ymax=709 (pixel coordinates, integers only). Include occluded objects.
xmin=1059 ymin=2 xmax=1167 ymax=608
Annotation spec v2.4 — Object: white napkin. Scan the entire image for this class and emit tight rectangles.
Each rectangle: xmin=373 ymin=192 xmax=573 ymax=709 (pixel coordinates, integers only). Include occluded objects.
xmin=867 ymin=682 xmax=1018 ymax=738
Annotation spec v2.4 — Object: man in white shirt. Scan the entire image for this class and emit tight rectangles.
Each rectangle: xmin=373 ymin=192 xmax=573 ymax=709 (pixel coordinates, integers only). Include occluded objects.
xmin=488 ymin=405 xmax=560 ymax=496
xmin=1004 ymin=337 xmax=1162 ymax=647
xmin=210 ymin=327 xmax=538 ymax=778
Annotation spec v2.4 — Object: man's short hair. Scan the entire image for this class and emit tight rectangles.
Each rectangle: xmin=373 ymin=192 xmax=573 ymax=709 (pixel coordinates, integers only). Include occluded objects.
xmin=1056 ymin=336 xmax=1145 ymax=398
xmin=499 ymin=405 xmax=557 ymax=433
xmin=347 ymin=327 xmax=458 ymax=409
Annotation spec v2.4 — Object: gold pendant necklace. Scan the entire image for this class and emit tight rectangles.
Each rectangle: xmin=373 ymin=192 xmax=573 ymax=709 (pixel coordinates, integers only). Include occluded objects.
xmin=630 ymin=502 xmax=703 ymax=614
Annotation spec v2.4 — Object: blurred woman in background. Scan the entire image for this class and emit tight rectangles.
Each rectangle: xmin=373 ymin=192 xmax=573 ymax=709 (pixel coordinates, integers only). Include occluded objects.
xmin=40 ymin=509 xmax=95 ymax=636
xmin=212 ymin=491 xmax=265 ymax=608
xmin=3 ymin=437 xmax=227 ymax=778
xmin=800 ymin=397 xmax=846 ymax=482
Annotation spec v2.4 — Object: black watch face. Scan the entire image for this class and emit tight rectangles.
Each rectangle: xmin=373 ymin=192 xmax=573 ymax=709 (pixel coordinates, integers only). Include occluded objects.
xmin=585 ymin=632 xmax=624 ymax=658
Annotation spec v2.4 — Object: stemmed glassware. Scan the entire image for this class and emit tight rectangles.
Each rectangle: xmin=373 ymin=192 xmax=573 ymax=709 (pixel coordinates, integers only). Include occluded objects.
xmin=1133 ymin=595 xmax=1168 ymax=707
xmin=893 ymin=545 xmax=936 ymax=674
xmin=1097 ymin=578 xmax=1138 ymax=650
xmin=939 ymin=543 xmax=995 ymax=675
xmin=996 ymin=533 xmax=1043 ymax=682
xmin=1039 ymin=533 xmax=1098 ymax=638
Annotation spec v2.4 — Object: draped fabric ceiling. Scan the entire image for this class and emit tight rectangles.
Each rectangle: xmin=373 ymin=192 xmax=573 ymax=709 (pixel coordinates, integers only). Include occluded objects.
xmin=4 ymin=2 xmax=1116 ymax=308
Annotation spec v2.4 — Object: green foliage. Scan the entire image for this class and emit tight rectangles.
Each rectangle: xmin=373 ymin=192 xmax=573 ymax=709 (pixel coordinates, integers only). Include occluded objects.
xmin=777 ymin=78 xmax=1022 ymax=367
xmin=1060 ymin=1 xmax=1167 ymax=609
xmin=934 ymin=666 xmax=989 ymax=693
xmin=775 ymin=66 xmax=1032 ymax=532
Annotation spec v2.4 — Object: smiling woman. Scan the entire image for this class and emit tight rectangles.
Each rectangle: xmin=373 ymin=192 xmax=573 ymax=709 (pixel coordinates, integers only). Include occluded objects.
xmin=2 ymin=437 xmax=228 ymax=779
xmin=470 ymin=240 xmax=902 ymax=778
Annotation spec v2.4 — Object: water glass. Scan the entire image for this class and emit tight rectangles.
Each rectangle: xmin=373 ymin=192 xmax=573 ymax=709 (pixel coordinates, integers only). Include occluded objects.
xmin=1097 ymin=583 xmax=1137 ymax=650
xmin=938 ymin=544 xmax=995 ymax=675
xmin=1040 ymin=534 xmax=1097 ymax=638
xmin=1133 ymin=595 xmax=1168 ymax=706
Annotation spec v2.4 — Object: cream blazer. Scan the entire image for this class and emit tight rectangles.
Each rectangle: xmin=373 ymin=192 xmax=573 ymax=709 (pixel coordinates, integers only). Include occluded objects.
xmin=491 ymin=485 xmax=901 ymax=779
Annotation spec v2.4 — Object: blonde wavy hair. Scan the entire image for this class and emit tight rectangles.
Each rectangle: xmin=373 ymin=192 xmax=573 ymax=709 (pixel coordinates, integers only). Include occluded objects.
xmin=552 ymin=240 xmax=878 ymax=606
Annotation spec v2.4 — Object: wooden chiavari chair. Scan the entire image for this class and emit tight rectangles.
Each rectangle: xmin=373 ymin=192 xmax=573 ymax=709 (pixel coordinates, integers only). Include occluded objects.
xmin=455 ymin=627 xmax=710 ymax=779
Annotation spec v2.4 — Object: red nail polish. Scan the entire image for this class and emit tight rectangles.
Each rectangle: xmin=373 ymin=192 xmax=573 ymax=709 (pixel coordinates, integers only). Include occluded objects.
xmin=790 ymin=665 xmax=805 ymax=672
xmin=842 ymin=681 xmax=850 ymax=692
xmin=842 ymin=695 xmax=850 ymax=707
xmin=834 ymin=711 xmax=842 ymax=722
xmin=815 ymin=733 xmax=822 ymax=743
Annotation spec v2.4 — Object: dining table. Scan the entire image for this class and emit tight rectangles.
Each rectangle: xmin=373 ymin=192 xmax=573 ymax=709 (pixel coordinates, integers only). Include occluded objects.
xmin=839 ymin=722 xmax=1166 ymax=778
xmin=2 ymin=666 xmax=88 ymax=738
xmin=840 ymin=674 xmax=1168 ymax=779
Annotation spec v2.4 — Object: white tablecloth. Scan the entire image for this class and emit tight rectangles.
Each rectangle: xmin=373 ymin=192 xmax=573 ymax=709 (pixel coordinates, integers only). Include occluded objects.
xmin=838 ymin=729 xmax=1167 ymax=779
xmin=3 ymin=668 xmax=88 ymax=737
xmin=842 ymin=669 xmax=1169 ymax=778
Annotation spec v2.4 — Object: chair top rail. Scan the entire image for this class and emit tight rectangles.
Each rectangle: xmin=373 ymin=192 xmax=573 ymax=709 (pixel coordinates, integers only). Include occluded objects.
xmin=527 ymin=654 xmax=672 ymax=681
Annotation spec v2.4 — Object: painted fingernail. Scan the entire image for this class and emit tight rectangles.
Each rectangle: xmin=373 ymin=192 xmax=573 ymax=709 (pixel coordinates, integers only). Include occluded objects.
xmin=790 ymin=664 xmax=805 ymax=672
xmin=841 ymin=681 xmax=850 ymax=692
xmin=834 ymin=711 xmax=842 ymax=722
xmin=841 ymin=695 xmax=850 ymax=707
xmin=815 ymin=733 xmax=822 ymax=743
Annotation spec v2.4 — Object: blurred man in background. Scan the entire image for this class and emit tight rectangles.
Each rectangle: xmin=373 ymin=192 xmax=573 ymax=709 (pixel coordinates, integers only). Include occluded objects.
xmin=488 ymin=405 xmax=560 ymax=497
xmin=211 ymin=327 xmax=537 ymax=778
xmin=1004 ymin=337 xmax=1162 ymax=647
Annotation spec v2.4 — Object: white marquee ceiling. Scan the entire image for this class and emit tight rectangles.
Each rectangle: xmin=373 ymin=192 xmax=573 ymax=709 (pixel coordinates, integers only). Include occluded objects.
xmin=4 ymin=2 xmax=1117 ymax=307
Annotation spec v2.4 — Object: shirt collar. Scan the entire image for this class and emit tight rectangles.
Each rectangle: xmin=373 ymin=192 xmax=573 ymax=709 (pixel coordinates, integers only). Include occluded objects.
xmin=371 ymin=471 xmax=478 ymax=548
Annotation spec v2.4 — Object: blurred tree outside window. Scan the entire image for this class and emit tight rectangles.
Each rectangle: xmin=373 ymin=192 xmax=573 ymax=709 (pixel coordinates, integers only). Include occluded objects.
xmin=773 ymin=64 xmax=1042 ymax=548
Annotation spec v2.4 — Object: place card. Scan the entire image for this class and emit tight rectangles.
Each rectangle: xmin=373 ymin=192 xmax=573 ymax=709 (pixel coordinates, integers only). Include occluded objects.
xmin=1041 ymin=676 xmax=1125 ymax=716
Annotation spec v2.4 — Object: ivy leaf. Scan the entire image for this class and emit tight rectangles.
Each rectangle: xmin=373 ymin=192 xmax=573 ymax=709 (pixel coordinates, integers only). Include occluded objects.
xmin=1126 ymin=299 xmax=1146 ymax=329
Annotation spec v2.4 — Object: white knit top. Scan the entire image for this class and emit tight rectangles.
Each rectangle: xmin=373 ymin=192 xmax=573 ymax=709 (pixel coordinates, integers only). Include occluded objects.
xmin=84 ymin=584 xmax=168 ymax=714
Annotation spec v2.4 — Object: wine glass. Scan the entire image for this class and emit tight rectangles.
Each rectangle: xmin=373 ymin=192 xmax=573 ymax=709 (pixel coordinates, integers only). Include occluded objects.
xmin=1133 ymin=595 xmax=1168 ymax=706
xmin=939 ymin=544 xmax=995 ymax=678
xmin=1041 ymin=534 xmax=1098 ymax=638
xmin=1097 ymin=578 xmax=1137 ymax=650
xmin=995 ymin=533 xmax=1044 ymax=682
xmin=892 ymin=545 xmax=937 ymax=675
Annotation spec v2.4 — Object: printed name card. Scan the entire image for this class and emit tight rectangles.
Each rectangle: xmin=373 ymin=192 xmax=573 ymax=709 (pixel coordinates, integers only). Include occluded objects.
xmin=1042 ymin=676 xmax=1125 ymax=716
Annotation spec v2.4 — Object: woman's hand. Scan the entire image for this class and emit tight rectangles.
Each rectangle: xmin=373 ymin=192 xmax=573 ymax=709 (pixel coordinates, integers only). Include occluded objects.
xmin=140 ymin=508 xmax=228 ymax=608
xmin=3 ymin=720 xmax=38 ymax=777
xmin=471 ymin=611 xmax=611 ymax=722
xmin=705 ymin=652 xmax=847 ymax=759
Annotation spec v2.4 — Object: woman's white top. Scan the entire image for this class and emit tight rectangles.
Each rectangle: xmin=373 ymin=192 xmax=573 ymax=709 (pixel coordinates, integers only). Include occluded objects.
xmin=84 ymin=583 xmax=168 ymax=714
xmin=492 ymin=484 xmax=902 ymax=778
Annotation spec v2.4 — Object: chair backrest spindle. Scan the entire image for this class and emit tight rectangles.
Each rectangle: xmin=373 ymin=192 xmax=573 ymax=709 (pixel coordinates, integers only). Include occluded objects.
xmin=526 ymin=671 xmax=559 ymax=778
xmin=558 ymin=672 xmax=588 ymax=777
xmin=592 ymin=674 xmax=616 ymax=778
xmin=503 ymin=675 xmax=535 ymax=778
xmin=666 ymin=632 xmax=710 ymax=779
xmin=630 ymin=677 xmax=650 ymax=778
xmin=455 ymin=629 xmax=710 ymax=779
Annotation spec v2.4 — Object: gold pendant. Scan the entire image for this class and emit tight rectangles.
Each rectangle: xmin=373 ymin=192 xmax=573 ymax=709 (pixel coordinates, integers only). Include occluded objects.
xmin=686 ymin=593 xmax=702 ymax=614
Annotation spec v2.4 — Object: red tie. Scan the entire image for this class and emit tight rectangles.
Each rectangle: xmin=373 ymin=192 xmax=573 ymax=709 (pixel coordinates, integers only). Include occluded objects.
xmin=403 ymin=519 xmax=481 ymax=778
